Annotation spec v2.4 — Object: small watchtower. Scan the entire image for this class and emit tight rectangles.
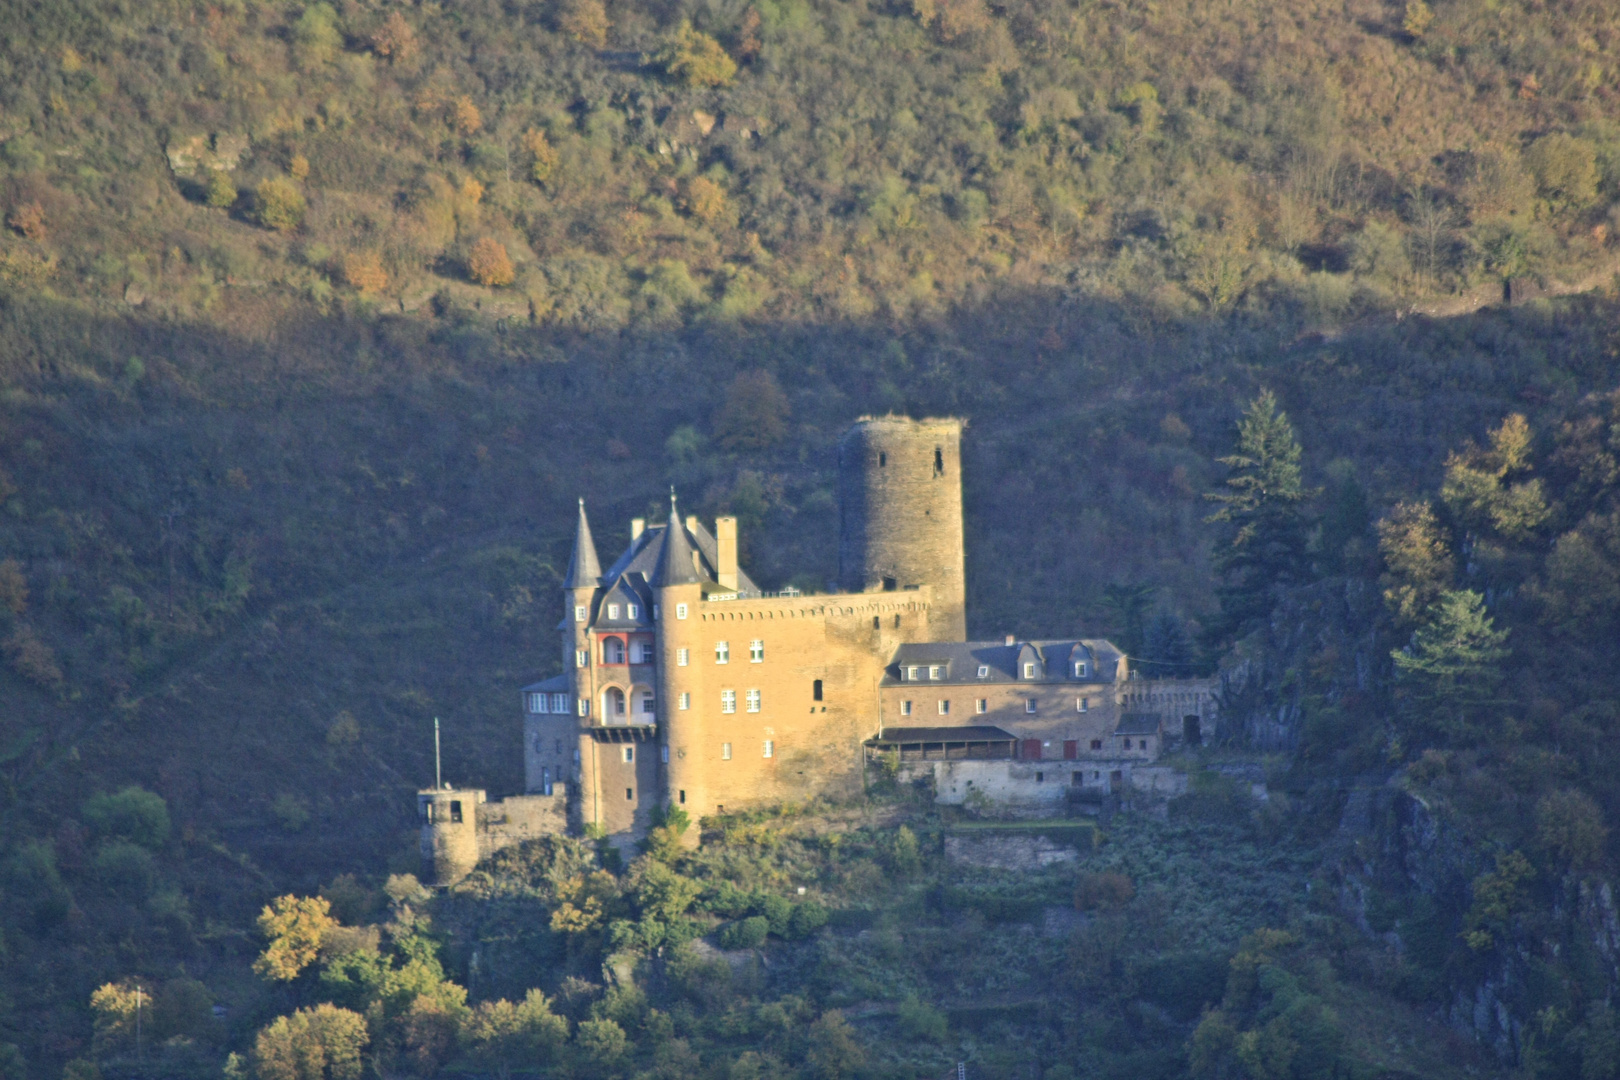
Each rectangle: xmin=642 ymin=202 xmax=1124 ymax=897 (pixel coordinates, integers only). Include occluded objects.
xmin=417 ymin=786 xmax=484 ymax=887
xmin=837 ymin=416 xmax=967 ymax=641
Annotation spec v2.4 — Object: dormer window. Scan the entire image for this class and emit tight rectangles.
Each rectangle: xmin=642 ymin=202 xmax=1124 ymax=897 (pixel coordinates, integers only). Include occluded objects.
xmin=928 ymin=665 xmax=941 ymax=680
xmin=627 ymin=604 xmax=639 ymax=620
xmin=1023 ymin=662 xmax=1036 ymax=679
xmin=977 ymin=665 xmax=989 ymax=678
xmin=607 ymin=604 xmax=621 ymax=620
xmin=1074 ymin=662 xmax=1088 ymax=678
xmin=906 ymin=666 xmax=919 ymax=681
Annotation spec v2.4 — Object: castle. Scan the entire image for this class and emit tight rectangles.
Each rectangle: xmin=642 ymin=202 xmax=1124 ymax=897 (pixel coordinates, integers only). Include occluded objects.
xmin=419 ymin=417 xmax=1217 ymax=885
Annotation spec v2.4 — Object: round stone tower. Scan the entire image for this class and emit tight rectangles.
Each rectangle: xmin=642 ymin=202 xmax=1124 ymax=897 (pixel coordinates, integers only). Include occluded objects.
xmin=837 ymin=416 xmax=966 ymax=641
xmin=418 ymin=787 xmax=484 ymax=886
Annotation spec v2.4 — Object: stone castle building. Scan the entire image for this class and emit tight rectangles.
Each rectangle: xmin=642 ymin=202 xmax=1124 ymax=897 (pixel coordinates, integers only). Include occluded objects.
xmin=419 ymin=416 xmax=1217 ymax=884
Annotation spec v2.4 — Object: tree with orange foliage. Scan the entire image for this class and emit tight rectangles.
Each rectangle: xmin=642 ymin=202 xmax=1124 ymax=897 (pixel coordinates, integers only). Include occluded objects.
xmin=467 ymin=238 xmax=514 ymax=286
xmin=341 ymin=251 xmax=388 ymax=295
xmin=453 ymin=97 xmax=482 ymax=136
xmin=371 ymin=11 xmax=419 ymax=61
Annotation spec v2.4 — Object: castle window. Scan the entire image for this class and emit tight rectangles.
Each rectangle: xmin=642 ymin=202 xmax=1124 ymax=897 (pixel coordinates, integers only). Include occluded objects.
xmin=676 ymin=603 xmax=688 ymax=620
xmin=750 ymin=640 xmax=764 ymax=662
xmin=901 ymin=700 xmax=913 ymax=716
xmin=626 ymin=788 xmax=634 ymax=800
xmin=450 ymin=801 xmax=463 ymax=823
xmin=813 ymin=679 xmax=823 ymax=701
xmin=627 ymin=604 xmax=639 ymax=620
xmin=1075 ymin=662 xmax=1088 ymax=677
xmin=1035 ymin=772 xmax=1044 ymax=783
xmin=639 ymin=691 xmax=655 ymax=715
xmin=976 ymin=699 xmax=987 ymax=713
xmin=576 ymin=650 xmax=587 ymax=668
xmin=722 ymin=690 xmax=736 ymax=714
xmin=879 ymin=452 xmax=887 ymax=467
xmin=1078 ymin=697 xmax=1089 ymax=713
xmin=1025 ymin=700 xmax=1037 ymax=713
xmin=605 ymin=688 xmax=626 ymax=716
xmin=883 ymin=576 xmax=897 ymax=591
xmin=603 ymin=638 xmax=625 ymax=664
xmin=678 ymin=648 xmax=689 ymax=666
xmin=928 ymin=665 xmax=941 ymax=680
xmin=873 ymin=616 xmax=880 ymax=629
xmin=578 ymin=698 xmax=589 ymax=717
xmin=906 ymin=666 xmax=919 ymax=681
xmin=678 ymin=789 xmax=685 ymax=802
xmin=528 ymin=693 xmax=546 ymax=713
xmin=552 ymin=693 xmax=567 ymax=713
xmin=1091 ymin=739 xmax=1102 ymax=750
xmin=746 ymin=689 xmax=761 ymax=713
xmin=763 ymin=740 xmax=774 ymax=758
xmin=722 ymin=742 xmax=732 ymax=760
xmin=934 ymin=447 xmax=944 ymax=475
xmin=977 ymin=665 xmax=989 ymax=678
xmin=938 ymin=700 xmax=950 ymax=715
xmin=716 ymin=641 xmax=730 ymax=664
xmin=607 ymin=604 xmax=620 ymax=620
xmin=679 ymin=692 xmax=690 ymax=710
xmin=542 ymin=768 xmax=552 ymax=796
xmin=623 ymin=746 xmax=634 ymax=763
xmin=1023 ymin=662 xmax=1036 ymax=679
xmin=575 ymin=605 xmax=587 ymax=622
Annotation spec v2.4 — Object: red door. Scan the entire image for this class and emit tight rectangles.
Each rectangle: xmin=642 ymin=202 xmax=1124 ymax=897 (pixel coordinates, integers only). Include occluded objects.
xmin=1063 ymin=740 xmax=1078 ymax=760
xmin=1022 ymin=739 xmax=1042 ymax=760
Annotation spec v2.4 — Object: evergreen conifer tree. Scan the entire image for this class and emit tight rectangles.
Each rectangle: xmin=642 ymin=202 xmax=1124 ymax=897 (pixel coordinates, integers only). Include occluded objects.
xmin=1204 ymin=390 xmax=1315 ymax=646
xmin=1392 ymin=589 xmax=1510 ymax=746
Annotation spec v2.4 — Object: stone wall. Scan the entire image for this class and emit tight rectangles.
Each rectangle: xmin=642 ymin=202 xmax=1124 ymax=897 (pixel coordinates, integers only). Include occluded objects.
xmin=837 ymin=417 xmax=966 ymax=641
xmin=658 ymin=588 xmax=936 ymax=824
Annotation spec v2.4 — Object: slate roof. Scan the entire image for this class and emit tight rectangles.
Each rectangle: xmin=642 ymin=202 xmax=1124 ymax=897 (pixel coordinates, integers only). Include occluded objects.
xmin=866 ymin=726 xmax=1018 ymax=744
xmin=882 ymin=639 xmax=1125 ymax=686
xmin=598 ymin=504 xmax=761 ymax=595
xmin=593 ymin=574 xmax=655 ymax=629
xmin=1114 ymin=713 xmax=1164 ymax=735
xmin=521 ymin=674 xmax=570 ymax=693
xmin=565 ymin=499 xmax=602 ymax=589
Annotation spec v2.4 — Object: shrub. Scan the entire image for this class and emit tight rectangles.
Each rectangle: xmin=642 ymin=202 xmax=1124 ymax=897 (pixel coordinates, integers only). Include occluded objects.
xmin=83 ymin=787 xmax=170 ymax=849
xmin=557 ymin=0 xmax=609 ymax=47
xmin=684 ymin=176 xmax=727 ymax=224
xmin=370 ymin=11 xmax=418 ymax=61
xmin=255 ymin=177 xmax=306 ymax=232
xmin=717 ymin=914 xmax=769 ymax=949
xmin=204 ymin=171 xmax=237 ymax=208
xmin=453 ymin=96 xmax=483 ymax=136
xmin=467 ymin=238 xmax=515 ymax=286
xmin=1526 ymin=133 xmax=1600 ymax=212
xmin=340 ymin=251 xmax=388 ymax=294
xmin=896 ymin=997 xmax=947 ymax=1042
xmin=712 ymin=370 xmax=790 ymax=450
xmin=659 ymin=21 xmax=737 ymax=88
xmin=787 ymin=900 xmax=829 ymax=939
xmin=574 ymin=1018 xmax=628 ymax=1067
xmin=1075 ymin=871 xmax=1135 ymax=910
xmin=523 ymin=128 xmax=558 ymax=183
xmin=1536 ymin=789 xmax=1608 ymax=870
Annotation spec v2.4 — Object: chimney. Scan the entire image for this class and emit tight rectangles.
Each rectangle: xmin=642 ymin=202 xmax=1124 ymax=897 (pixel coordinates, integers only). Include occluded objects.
xmin=716 ymin=516 xmax=739 ymax=591
xmin=1005 ymin=635 xmax=1016 ymax=646
xmin=630 ymin=518 xmax=645 ymax=541
xmin=686 ymin=514 xmax=700 ymax=537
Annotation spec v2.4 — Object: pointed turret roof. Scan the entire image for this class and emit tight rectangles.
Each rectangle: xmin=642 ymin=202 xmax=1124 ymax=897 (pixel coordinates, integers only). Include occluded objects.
xmin=565 ymin=498 xmax=602 ymax=589
xmin=654 ymin=492 xmax=704 ymax=587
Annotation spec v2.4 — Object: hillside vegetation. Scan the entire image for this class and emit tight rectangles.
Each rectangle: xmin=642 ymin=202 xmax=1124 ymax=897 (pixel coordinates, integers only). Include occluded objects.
xmin=3 ymin=0 xmax=1620 ymax=1079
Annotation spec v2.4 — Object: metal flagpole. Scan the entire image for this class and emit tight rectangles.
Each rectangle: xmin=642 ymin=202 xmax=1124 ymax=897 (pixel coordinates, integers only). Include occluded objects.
xmin=434 ymin=717 xmax=442 ymax=789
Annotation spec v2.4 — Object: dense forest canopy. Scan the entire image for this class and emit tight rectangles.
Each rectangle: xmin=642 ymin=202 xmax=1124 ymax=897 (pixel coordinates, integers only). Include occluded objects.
xmin=3 ymin=1 xmax=1620 ymax=1079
